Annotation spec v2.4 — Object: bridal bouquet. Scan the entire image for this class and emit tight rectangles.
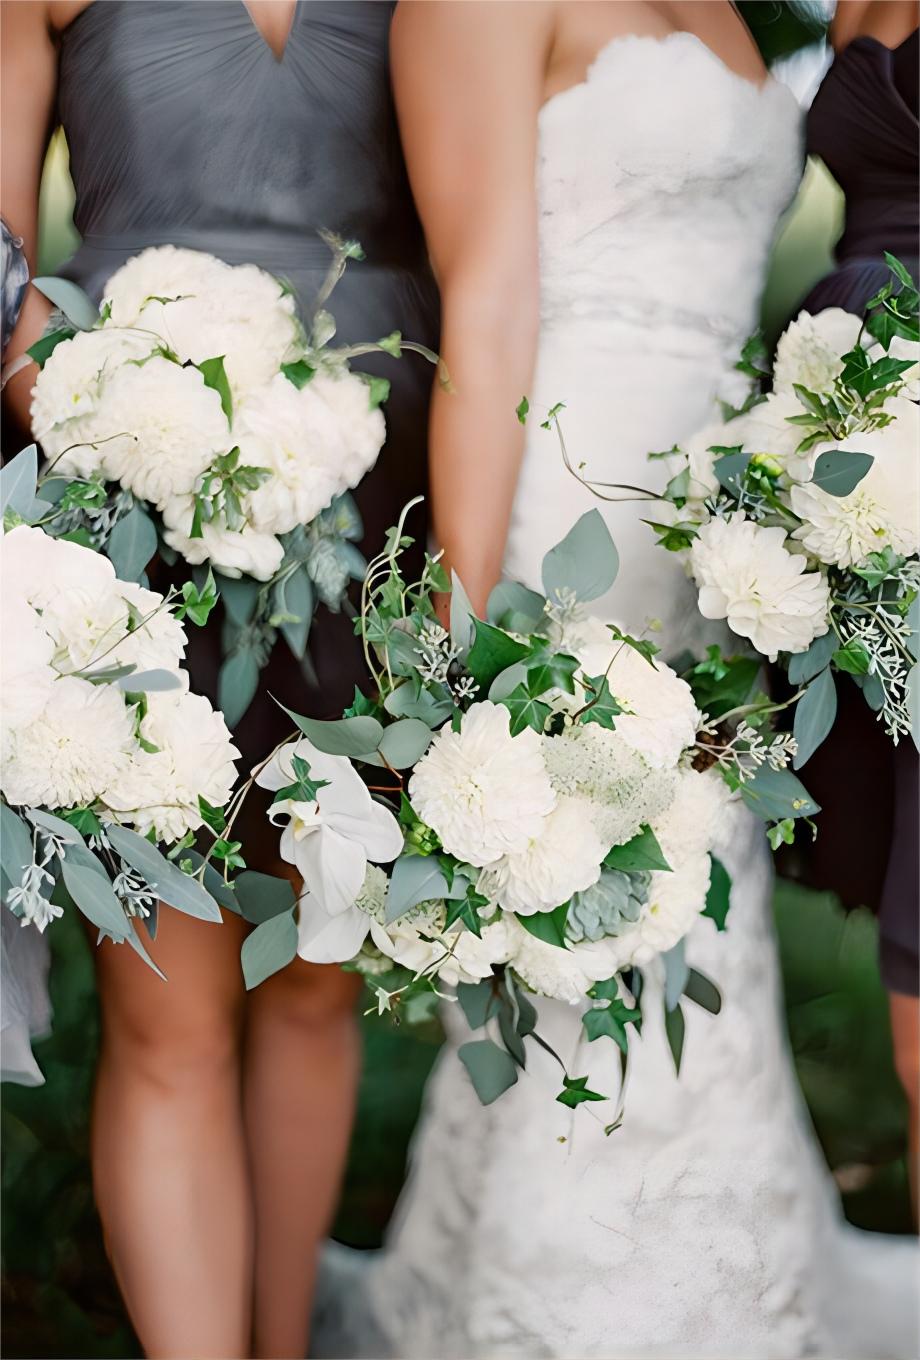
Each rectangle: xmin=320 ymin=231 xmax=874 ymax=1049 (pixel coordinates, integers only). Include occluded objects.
xmin=638 ymin=256 xmax=919 ymax=765
xmin=26 ymin=237 xmax=438 ymax=723
xmin=245 ymin=506 xmax=816 ymax=1113
xmin=1 ymin=479 xmax=240 ymax=969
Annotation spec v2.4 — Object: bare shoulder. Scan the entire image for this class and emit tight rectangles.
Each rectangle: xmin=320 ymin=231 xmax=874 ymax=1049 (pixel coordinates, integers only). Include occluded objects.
xmin=391 ymin=0 xmax=554 ymax=76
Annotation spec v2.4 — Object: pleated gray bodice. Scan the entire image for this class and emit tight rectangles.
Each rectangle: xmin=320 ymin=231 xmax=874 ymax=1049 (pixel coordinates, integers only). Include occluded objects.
xmin=55 ymin=0 xmax=438 ymax=784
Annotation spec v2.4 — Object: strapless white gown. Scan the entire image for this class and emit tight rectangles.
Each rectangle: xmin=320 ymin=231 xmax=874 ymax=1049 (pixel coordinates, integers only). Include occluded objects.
xmin=315 ymin=32 xmax=919 ymax=1360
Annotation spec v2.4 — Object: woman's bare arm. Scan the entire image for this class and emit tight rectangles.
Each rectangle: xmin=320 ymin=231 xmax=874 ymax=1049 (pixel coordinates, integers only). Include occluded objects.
xmin=1 ymin=0 xmax=57 ymax=428
xmin=391 ymin=0 xmax=553 ymax=614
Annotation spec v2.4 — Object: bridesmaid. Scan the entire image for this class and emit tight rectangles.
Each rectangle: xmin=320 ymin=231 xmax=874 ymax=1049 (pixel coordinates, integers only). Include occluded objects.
xmin=1 ymin=2 xmax=437 ymax=1356
xmin=796 ymin=0 xmax=918 ymax=1218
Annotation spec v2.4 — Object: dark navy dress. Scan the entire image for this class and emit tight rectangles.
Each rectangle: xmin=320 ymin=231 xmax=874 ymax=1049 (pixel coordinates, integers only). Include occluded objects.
xmin=53 ymin=0 xmax=438 ymax=859
xmin=800 ymin=30 xmax=918 ymax=995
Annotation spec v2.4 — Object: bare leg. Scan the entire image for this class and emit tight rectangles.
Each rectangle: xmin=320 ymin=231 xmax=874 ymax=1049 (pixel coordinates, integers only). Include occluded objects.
xmin=244 ymin=955 xmax=363 ymax=1360
xmin=889 ymin=991 xmax=919 ymax=1226
xmin=91 ymin=908 xmax=252 ymax=1359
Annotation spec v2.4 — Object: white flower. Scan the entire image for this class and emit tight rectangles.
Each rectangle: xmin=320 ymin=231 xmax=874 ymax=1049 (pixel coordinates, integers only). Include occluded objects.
xmin=87 ymin=357 xmax=231 ymax=507
xmin=105 ymin=691 xmax=239 ymax=843
xmin=31 ymin=328 xmax=157 ymax=474
xmin=651 ymin=767 xmax=730 ymax=869
xmin=772 ymin=308 xmax=863 ymax=396
xmin=408 ymin=702 xmax=556 ymax=867
xmin=2 ymin=676 xmax=136 ymax=809
xmin=690 ymin=513 xmax=831 ymax=659
xmin=504 ymin=915 xmax=620 ymax=1005
xmin=0 ymin=589 xmax=56 ymax=757
xmin=790 ymin=398 xmax=920 ymax=568
xmin=542 ymin=724 xmax=677 ymax=849
xmin=560 ymin=613 xmax=700 ymax=768
xmin=310 ymin=369 xmax=386 ymax=485
xmin=478 ymin=796 xmax=603 ymax=915
xmin=370 ymin=906 xmax=510 ymax=987
xmin=238 ymin=374 xmax=357 ymax=535
xmin=107 ymin=582 xmax=188 ymax=674
xmin=608 ymin=853 xmax=714 ymax=966
xmin=161 ymin=495 xmax=284 ymax=581
xmin=101 ymin=247 xmax=299 ymax=404
xmin=256 ymin=738 xmax=403 ymax=964
xmin=731 ymin=390 xmax=821 ymax=482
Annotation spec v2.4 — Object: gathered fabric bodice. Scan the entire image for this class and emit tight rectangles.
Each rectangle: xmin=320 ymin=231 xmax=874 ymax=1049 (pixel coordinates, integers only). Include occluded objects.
xmin=535 ymin=33 xmax=802 ymax=343
xmin=57 ymin=0 xmax=428 ymax=281
xmin=807 ymin=30 xmax=919 ymax=274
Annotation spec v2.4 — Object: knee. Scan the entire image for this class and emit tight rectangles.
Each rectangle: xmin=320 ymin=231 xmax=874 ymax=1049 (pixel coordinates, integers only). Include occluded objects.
xmin=98 ymin=970 xmax=244 ymax=1092
xmin=258 ymin=957 xmax=362 ymax=1034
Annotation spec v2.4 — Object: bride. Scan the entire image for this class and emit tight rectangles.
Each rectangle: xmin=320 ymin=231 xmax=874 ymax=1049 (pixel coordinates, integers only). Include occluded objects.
xmin=319 ymin=3 xmax=919 ymax=1358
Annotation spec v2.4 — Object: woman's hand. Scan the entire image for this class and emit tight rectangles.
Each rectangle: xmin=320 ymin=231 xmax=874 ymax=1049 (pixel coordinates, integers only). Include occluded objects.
xmin=391 ymin=0 xmax=552 ymax=615
xmin=1 ymin=0 xmax=57 ymax=430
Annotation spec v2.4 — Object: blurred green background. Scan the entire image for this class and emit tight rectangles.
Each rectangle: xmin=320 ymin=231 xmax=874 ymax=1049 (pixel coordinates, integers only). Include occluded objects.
xmin=2 ymin=14 xmax=913 ymax=1354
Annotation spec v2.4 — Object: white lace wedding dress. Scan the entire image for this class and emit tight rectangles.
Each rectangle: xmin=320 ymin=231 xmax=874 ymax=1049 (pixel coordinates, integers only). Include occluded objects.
xmin=314 ymin=33 xmax=919 ymax=1360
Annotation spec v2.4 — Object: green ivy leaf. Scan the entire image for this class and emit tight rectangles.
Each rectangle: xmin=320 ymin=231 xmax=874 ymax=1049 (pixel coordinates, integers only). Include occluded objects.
xmin=516 ymin=902 xmax=569 ymax=948
xmin=466 ymin=619 xmax=530 ymax=690
xmin=444 ymin=886 xmax=489 ymax=939
xmin=702 ymin=854 xmax=731 ymax=931
xmin=683 ymin=968 xmax=722 ymax=1015
xmin=516 ymin=395 xmax=530 ymax=424
xmin=581 ymin=997 xmax=639 ymax=1053
xmin=603 ymin=824 xmax=670 ymax=873
xmin=665 ymin=1002 xmax=686 ymax=1075
xmin=832 ymin=637 xmax=872 ymax=675
xmin=577 ymin=673 xmax=624 ymax=729
xmin=281 ymin=359 xmax=315 ymax=389
xmin=197 ymin=355 xmax=233 ymax=421
xmin=556 ymin=1075 xmax=608 ymax=1108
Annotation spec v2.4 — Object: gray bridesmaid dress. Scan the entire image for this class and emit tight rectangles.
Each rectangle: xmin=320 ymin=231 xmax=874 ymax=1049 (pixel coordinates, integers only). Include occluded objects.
xmin=55 ymin=0 xmax=438 ymax=774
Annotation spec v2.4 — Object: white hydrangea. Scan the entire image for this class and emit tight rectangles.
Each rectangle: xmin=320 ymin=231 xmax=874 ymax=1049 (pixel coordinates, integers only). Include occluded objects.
xmin=0 ymin=590 xmax=56 ymax=759
xmin=772 ymin=308 xmax=863 ymax=396
xmin=310 ymin=369 xmax=386 ymax=486
xmin=542 ymin=724 xmax=677 ymax=850
xmin=790 ymin=398 xmax=920 ymax=568
xmin=561 ymin=613 xmax=700 ymax=768
xmin=504 ymin=915 xmax=620 ymax=1006
xmin=371 ymin=905 xmax=510 ymax=988
xmin=477 ymin=796 xmax=603 ymax=916
xmin=238 ymin=373 xmax=357 ymax=535
xmin=877 ymin=333 xmax=920 ymax=402
xmin=2 ymin=676 xmax=136 ymax=809
xmin=90 ymin=358 xmax=230 ymax=508
xmin=690 ymin=513 xmax=831 ymax=660
xmin=105 ymin=690 xmax=238 ymax=842
xmin=606 ymin=853 xmax=714 ymax=967
xmin=106 ymin=581 xmax=188 ymax=674
xmin=101 ymin=246 xmax=300 ymax=403
xmin=31 ymin=328 xmax=157 ymax=476
xmin=651 ymin=767 xmax=730 ymax=869
xmin=408 ymin=702 xmax=556 ymax=867
xmin=160 ymin=494 xmax=284 ymax=581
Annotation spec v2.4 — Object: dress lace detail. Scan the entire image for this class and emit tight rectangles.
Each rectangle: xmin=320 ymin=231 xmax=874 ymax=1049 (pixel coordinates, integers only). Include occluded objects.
xmin=313 ymin=34 xmax=919 ymax=1360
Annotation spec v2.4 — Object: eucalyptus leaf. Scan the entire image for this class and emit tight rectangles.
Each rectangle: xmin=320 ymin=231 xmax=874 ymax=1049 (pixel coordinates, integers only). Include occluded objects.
xmin=739 ymin=766 xmax=820 ymax=821
xmin=385 ymin=855 xmax=464 ymax=923
xmin=279 ymin=565 xmax=314 ymax=659
xmin=541 ymin=509 xmax=619 ymax=604
xmin=663 ymin=940 xmax=688 ymax=1012
xmin=665 ymin=1001 xmax=686 ymax=1075
xmin=32 ymin=277 xmax=99 ymax=330
xmin=0 ymin=805 xmax=34 ymax=898
xmin=456 ymin=978 xmax=497 ymax=1030
xmin=488 ymin=661 xmax=529 ymax=703
xmin=241 ymin=908 xmax=298 ymax=989
xmin=793 ymin=667 xmax=837 ymax=768
xmin=486 ymin=580 xmax=547 ymax=633
xmin=106 ymin=505 xmax=157 ymax=581
xmin=234 ymin=870 xmax=296 ymax=925
xmin=713 ymin=450 xmax=752 ymax=499
xmin=60 ymin=860 xmax=131 ymax=940
xmin=787 ymin=631 xmax=837 ymax=685
xmin=219 ymin=647 xmax=261 ymax=727
xmin=683 ymin=968 xmax=722 ymax=1015
xmin=449 ymin=571 xmax=476 ymax=655
xmin=105 ymin=826 xmax=223 ymax=922
xmin=280 ymin=707 xmax=384 ymax=759
xmin=216 ymin=573 xmax=260 ymax=628
xmin=377 ymin=718 xmax=434 ymax=770
xmin=384 ymin=683 xmax=453 ymax=726
xmin=0 ymin=445 xmax=38 ymax=519
xmin=810 ymin=449 xmax=874 ymax=497
xmin=458 ymin=1038 xmax=519 ymax=1105
xmin=907 ymin=663 xmax=920 ymax=755
xmin=26 ymin=808 xmax=85 ymax=845
xmin=115 ymin=669 xmax=183 ymax=693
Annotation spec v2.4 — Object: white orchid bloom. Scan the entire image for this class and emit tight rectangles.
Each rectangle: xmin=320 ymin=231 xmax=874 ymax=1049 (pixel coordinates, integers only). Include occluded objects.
xmin=255 ymin=737 xmax=403 ymax=963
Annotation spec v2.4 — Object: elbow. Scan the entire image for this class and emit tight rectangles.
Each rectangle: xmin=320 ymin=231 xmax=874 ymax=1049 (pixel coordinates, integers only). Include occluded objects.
xmin=438 ymin=261 xmax=540 ymax=365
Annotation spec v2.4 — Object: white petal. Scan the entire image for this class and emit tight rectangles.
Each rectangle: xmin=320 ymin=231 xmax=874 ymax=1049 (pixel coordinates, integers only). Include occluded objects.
xmin=253 ymin=742 xmax=299 ymax=793
xmin=293 ymin=825 xmax=367 ymax=917
xmin=296 ymin=900 xmax=370 ymax=964
xmin=325 ymin=800 xmax=404 ymax=865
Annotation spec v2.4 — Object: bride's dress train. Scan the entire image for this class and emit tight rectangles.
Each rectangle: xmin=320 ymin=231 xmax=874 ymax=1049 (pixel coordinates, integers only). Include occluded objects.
xmin=314 ymin=34 xmax=918 ymax=1359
